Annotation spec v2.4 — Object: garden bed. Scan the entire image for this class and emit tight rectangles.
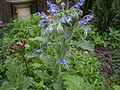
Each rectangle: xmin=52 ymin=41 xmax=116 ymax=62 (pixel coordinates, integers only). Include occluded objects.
xmin=0 ymin=0 xmax=120 ymax=90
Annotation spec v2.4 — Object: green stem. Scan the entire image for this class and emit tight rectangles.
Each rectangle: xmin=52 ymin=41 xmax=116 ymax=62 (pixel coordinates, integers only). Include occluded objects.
xmin=22 ymin=52 xmax=29 ymax=75
xmin=66 ymin=0 xmax=69 ymax=10
xmin=76 ymin=30 xmax=86 ymax=42
xmin=24 ymin=58 xmax=29 ymax=75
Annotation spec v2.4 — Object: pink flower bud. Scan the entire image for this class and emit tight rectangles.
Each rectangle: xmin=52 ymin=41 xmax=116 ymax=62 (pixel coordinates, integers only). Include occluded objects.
xmin=21 ymin=45 xmax=26 ymax=49
xmin=8 ymin=45 xmax=12 ymax=49
xmin=22 ymin=40 xmax=28 ymax=43
xmin=15 ymin=43 xmax=21 ymax=46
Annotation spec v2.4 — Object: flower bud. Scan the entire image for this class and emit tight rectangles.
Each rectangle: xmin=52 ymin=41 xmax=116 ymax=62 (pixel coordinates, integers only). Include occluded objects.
xmin=21 ymin=45 xmax=26 ymax=49
xmin=22 ymin=40 xmax=28 ymax=43
xmin=46 ymin=25 xmax=53 ymax=33
xmin=8 ymin=45 xmax=12 ymax=49
xmin=15 ymin=44 xmax=21 ymax=46
xmin=57 ymin=23 xmax=63 ymax=33
xmin=61 ymin=2 xmax=65 ymax=10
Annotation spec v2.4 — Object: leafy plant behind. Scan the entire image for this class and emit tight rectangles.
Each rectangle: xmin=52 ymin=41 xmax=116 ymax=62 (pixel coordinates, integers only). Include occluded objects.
xmin=0 ymin=57 xmax=33 ymax=90
xmin=93 ymin=0 xmax=120 ymax=33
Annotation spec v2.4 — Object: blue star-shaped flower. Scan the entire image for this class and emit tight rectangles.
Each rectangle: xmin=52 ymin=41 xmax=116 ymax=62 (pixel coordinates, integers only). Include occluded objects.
xmin=58 ymin=60 xmax=69 ymax=64
xmin=38 ymin=22 xmax=46 ymax=27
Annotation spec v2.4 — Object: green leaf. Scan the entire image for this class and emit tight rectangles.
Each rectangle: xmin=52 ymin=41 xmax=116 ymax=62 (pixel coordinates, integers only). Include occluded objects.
xmin=31 ymin=63 xmax=42 ymax=69
xmin=34 ymin=70 xmax=50 ymax=80
xmin=26 ymin=54 xmax=38 ymax=59
xmin=0 ymin=65 xmax=5 ymax=72
xmin=53 ymin=83 xmax=62 ymax=90
xmin=33 ymin=82 xmax=47 ymax=90
xmin=62 ymin=75 xmax=94 ymax=90
xmin=76 ymin=40 xmax=95 ymax=52
xmin=0 ymin=58 xmax=33 ymax=90
xmin=29 ymin=36 xmax=48 ymax=43
xmin=56 ymin=0 xmax=61 ymax=3
xmin=0 ymin=81 xmax=17 ymax=90
xmin=113 ymin=85 xmax=120 ymax=90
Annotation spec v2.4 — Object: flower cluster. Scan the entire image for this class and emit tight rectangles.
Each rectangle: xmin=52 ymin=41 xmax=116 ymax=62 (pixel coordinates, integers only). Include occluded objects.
xmin=38 ymin=12 xmax=52 ymax=21
xmin=8 ymin=44 xmax=26 ymax=50
xmin=38 ymin=12 xmax=53 ymax=27
xmin=8 ymin=40 xmax=27 ymax=51
xmin=38 ymin=0 xmax=94 ymax=36
xmin=74 ymin=0 xmax=83 ymax=10
xmin=78 ymin=14 xmax=94 ymax=27
xmin=47 ymin=1 xmax=59 ymax=15
xmin=37 ymin=1 xmax=73 ymax=28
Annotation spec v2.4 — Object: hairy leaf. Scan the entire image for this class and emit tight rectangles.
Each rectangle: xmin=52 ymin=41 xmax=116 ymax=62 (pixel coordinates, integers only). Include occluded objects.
xmin=62 ymin=75 xmax=94 ymax=90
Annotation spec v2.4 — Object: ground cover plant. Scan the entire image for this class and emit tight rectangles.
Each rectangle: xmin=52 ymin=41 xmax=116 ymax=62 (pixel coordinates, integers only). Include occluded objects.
xmin=0 ymin=0 xmax=120 ymax=90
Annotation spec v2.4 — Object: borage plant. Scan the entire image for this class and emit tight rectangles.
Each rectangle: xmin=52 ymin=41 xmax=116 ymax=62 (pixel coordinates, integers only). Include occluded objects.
xmin=30 ymin=0 xmax=94 ymax=89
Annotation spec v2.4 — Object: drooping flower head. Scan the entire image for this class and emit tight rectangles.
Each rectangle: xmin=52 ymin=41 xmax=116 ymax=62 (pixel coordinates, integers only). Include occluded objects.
xmin=47 ymin=1 xmax=59 ymax=15
xmin=83 ymin=25 xmax=91 ymax=37
xmin=61 ymin=2 xmax=65 ymax=10
xmin=78 ymin=14 xmax=94 ymax=27
xmin=74 ymin=0 xmax=83 ymax=10
xmin=57 ymin=23 xmax=63 ymax=32
xmin=79 ymin=0 xmax=83 ymax=5
xmin=78 ymin=19 xmax=88 ymax=27
xmin=85 ymin=14 xmax=94 ymax=21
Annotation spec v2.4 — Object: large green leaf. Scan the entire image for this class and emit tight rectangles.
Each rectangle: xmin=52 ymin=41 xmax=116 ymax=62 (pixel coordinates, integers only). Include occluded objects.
xmin=113 ymin=85 xmax=120 ymax=90
xmin=62 ymin=75 xmax=94 ymax=90
xmin=53 ymin=83 xmax=62 ymax=90
xmin=34 ymin=70 xmax=50 ymax=80
xmin=29 ymin=36 xmax=48 ymax=43
xmin=0 ymin=58 xmax=33 ymax=90
xmin=31 ymin=63 xmax=42 ymax=69
xmin=76 ymin=40 xmax=94 ymax=52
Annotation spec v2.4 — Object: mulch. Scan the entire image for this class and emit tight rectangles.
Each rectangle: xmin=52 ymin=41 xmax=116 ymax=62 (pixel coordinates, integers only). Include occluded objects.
xmin=94 ymin=46 xmax=115 ymax=77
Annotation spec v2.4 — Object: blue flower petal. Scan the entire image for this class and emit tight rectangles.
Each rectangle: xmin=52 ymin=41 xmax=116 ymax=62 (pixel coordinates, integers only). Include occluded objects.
xmin=42 ymin=45 xmax=47 ymax=48
xmin=47 ymin=1 xmax=59 ymax=15
xmin=38 ymin=22 xmax=46 ymax=27
xmin=58 ymin=60 xmax=69 ymax=64
xmin=34 ymin=49 xmax=44 ymax=53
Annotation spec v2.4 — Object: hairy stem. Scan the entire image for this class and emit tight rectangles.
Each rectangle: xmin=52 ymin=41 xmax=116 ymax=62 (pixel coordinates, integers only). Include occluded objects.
xmin=66 ymin=0 xmax=69 ymax=10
